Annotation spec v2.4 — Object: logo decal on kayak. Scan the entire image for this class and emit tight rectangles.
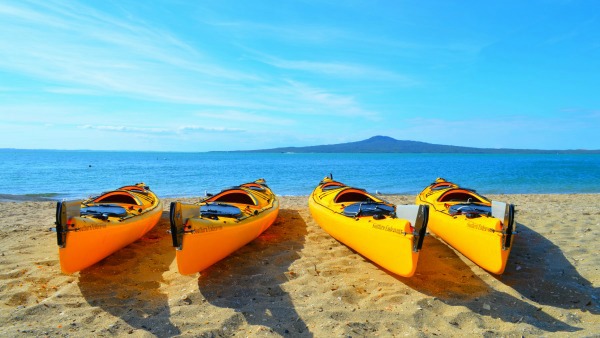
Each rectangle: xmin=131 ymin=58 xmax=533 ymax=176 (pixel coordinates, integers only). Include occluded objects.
xmin=198 ymin=225 xmax=224 ymax=233
xmin=467 ymin=221 xmax=495 ymax=233
xmin=372 ymin=223 xmax=405 ymax=235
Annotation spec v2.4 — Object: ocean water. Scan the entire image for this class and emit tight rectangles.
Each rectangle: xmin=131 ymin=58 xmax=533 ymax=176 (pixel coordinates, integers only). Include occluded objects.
xmin=1 ymin=149 xmax=599 ymax=200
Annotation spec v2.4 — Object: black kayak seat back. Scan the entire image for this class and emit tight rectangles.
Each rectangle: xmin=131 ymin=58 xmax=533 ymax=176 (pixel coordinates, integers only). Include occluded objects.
xmin=200 ymin=203 xmax=243 ymax=218
xmin=342 ymin=202 xmax=395 ymax=217
xmin=81 ymin=205 xmax=128 ymax=218
xmin=448 ymin=204 xmax=491 ymax=217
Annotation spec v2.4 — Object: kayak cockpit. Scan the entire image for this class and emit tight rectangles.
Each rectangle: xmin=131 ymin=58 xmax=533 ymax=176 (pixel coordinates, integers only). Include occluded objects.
xmin=207 ymin=189 xmax=258 ymax=205
xmin=334 ymin=188 xmax=373 ymax=203
xmin=92 ymin=191 xmax=142 ymax=206
xmin=333 ymin=188 xmax=396 ymax=219
xmin=438 ymin=189 xmax=488 ymax=204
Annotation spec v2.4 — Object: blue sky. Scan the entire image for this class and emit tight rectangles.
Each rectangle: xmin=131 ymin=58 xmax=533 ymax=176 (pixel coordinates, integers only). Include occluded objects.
xmin=0 ymin=0 xmax=599 ymax=151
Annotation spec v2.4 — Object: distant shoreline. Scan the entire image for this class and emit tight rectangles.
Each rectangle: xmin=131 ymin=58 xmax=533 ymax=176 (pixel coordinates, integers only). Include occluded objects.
xmin=224 ymin=136 xmax=600 ymax=154
xmin=220 ymin=150 xmax=600 ymax=154
xmin=3 ymin=148 xmax=600 ymax=154
xmin=2 ymin=134 xmax=600 ymax=154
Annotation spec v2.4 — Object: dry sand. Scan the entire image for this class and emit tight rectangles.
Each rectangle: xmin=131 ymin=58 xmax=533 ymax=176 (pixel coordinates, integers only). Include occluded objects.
xmin=0 ymin=195 xmax=598 ymax=337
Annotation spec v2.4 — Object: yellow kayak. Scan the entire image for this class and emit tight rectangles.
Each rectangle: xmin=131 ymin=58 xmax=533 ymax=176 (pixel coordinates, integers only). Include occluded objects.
xmin=55 ymin=183 xmax=163 ymax=273
xmin=416 ymin=178 xmax=516 ymax=274
xmin=170 ymin=179 xmax=279 ymax=275
xmin=308 ymin=176 xmax=428 ymax=277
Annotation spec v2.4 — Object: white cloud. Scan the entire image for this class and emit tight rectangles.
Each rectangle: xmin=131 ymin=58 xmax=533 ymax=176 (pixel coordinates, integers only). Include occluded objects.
xmin=79 ymin=125 xmax=170 ymax=133
xmin=177 ymin=126 xmax=245 ymax=133
xmin=193 ymin=110 xmax=295 ymax=126
xmin=0 ymin=1 xmax=393 ymax=125
xmin=254 ymin=53 xmax=418 ymax=85
xmin=78 ymin=124 xmax=245 ymax=134
xmin=0 ymin=1 xmax=262 ymax=108
xmin=284 ymin=81 xmax=380 ymax=120
xmin=44 ymin=87 xmax=103 ymax=95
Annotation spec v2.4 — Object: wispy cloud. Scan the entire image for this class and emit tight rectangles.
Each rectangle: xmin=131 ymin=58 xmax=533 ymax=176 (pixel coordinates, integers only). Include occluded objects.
xmin=204 ymin=19 xmax=348 ymax=44
xmin=44 ymin=87 xmax=104 ymax=95
xmin=194 ymin=110 xmax=295 ymax=126
xmin=284 ymin=81 xmax=380 ymax=120
xmin=0 ymin=86 xmax=22 ymax=92
xmin=79 ymin=125 xmax=245 ymax=134
xmin=177 ymin=126 xmax=245 ymax=133
xmin=0 ymin=0 xmax=389 ymax=122
xmin=253 ymin=53 xmax=418 ymax=85
xmin=79 ymin=125 xmax=170 ymax=133
xmin=559 ymin=107 xmax=600 ymax=116
xmin=0 ymin=1 xmax=261 ymax=107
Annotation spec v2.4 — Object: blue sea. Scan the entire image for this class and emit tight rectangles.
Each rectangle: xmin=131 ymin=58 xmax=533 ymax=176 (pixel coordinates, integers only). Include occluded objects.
xmin=1 ymin=149 xmax=599 ymax=201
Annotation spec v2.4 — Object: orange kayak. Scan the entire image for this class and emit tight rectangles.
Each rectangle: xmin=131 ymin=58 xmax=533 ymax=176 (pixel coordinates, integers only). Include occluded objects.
xmin=308 ymin=176 xmax=428 ymax=277
xmin=170 ymin=179 xmax=279 ymax=275
xmin=55 ymin=183 xmax=162 ymax=273
xmin=416 ymin=178 xmax=516 ymax=274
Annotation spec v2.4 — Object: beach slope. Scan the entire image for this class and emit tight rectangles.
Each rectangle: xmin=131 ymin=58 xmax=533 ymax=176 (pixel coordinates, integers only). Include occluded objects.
xmin=0 ymin=195 xmax=598 ymax=336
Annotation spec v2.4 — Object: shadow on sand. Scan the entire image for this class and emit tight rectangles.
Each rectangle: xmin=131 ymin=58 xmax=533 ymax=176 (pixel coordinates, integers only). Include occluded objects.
xmin=78 ymin=212 xmax=180 ymax=337
xmin=197 ymin=209 xmax=313 ymax=337
xmin=497 ymin=223 xmax=599 ymax=314
xmin=397 ymin=231 xmax=582 ymax=333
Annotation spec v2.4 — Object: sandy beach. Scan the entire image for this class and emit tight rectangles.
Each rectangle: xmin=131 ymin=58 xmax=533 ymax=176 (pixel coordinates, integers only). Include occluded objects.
xmin=0 ymin=194 xmax=598 ymax=337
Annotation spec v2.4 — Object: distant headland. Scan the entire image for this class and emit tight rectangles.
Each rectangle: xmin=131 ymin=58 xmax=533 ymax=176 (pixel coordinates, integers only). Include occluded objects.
xmin=234 ymin=136 xmax=600 ymax=154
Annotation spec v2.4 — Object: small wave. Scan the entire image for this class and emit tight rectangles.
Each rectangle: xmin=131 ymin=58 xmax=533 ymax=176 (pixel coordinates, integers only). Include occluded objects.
xmin=0 ymin=193 xmax=60 ymax=202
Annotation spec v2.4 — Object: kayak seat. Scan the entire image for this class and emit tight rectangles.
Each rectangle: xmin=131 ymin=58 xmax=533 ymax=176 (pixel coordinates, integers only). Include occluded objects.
xmin=342 ymin=202 xmax=395 ymax=217
xmin=200 ymin=203 xmax=243 ymax=219
xmin=448 ymin=204 xmax=491 ymax=217
xmin=81 ymin=205 xmax=128 ymax=218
